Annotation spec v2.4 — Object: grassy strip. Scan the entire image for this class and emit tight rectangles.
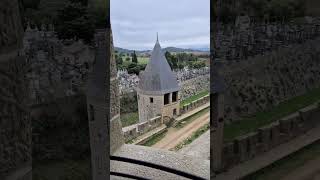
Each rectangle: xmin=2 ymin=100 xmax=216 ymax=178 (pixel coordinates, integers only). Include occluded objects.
xmin=121 ymin=112 xmax=139 ymax=127
xmin=224 ymin=87 xmax=320 ymax=142
xmin=174 ymin=107 xmax=210 ymax=129
xmin=172 ymin=123 xmax=210 ymax=151
xmin=180 ymin=90 xmax=209 ymax=107
xmin=122 ymin=56 xmax=149 ymax=66
xmin=141 ymin=130 xmax=168 ymax=147
xmin=243 ymin=140 xmax=320 ymax=180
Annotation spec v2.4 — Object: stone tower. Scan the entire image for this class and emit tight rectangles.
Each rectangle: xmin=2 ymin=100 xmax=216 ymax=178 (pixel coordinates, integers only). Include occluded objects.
xmin=211 ymin=67 xmax=226 ymax=173
xmin=86 ymin=27 xmax=124 ymax=180
xmin=1 ymin=0 xmax=32 ymax=179
xmin=136 ymin=36 xmax=180 ymax=123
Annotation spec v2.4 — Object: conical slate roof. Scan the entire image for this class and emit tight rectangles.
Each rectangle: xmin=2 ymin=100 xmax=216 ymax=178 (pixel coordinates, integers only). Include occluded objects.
xmin=137 ymin=37 xmax=180 ymax=95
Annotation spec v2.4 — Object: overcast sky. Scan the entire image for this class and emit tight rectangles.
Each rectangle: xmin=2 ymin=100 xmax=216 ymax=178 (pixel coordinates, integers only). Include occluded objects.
xmin=111 ymin=0 xmax=209 ymax=50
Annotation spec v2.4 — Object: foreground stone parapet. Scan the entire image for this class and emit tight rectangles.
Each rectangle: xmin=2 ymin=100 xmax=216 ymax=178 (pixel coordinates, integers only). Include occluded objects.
xmin=111 ymin=144 xmax=210 ymax=179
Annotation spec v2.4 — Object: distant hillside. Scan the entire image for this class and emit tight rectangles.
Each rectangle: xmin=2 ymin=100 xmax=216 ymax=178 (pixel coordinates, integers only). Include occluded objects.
xmin=114 ymin=46 xmax=209 ymax=55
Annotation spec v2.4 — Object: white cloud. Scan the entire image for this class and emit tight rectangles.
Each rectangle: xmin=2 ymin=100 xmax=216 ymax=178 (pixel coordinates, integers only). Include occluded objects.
xmin=111 ymin=0 xmax=209 ymax=50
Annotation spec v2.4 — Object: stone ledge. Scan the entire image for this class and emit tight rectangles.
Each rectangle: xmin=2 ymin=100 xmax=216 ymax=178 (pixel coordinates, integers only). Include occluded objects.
xmin=111 ymin=144 xmax=210 ymax=180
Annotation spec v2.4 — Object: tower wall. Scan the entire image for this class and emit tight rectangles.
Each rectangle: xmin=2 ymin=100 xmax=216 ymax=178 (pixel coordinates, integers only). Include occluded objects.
xmin=137 ymin=93 xmax=163 ymax=123
xmin=137 ymin=91 xmax=180 ymax=123
xmin=162 ymin=92 xmax=180 ymax=118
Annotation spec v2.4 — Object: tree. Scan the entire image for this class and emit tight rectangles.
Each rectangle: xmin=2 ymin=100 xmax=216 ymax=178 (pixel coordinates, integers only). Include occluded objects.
xmin=125 ymin=57 xmax=130 ymax=61
xmin=165 ymin=51 xmax=178 ymax=69
xmin=132 ymin=51 xmax=138 ymax=63
xmin=55 ymin=2 xmax=95 ymax=43
xmin=127 ymin=63 xmax=140 ymax=75
xmin=115 ymin=54 xmax=123 ymax=69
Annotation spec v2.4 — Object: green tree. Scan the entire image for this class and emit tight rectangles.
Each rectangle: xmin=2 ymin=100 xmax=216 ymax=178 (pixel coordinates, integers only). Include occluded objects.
xmin=115 ymin=54 xmax=123 ymax=69
xmin=127 ymin=63 xmax=140 ymax=75
xmin=132 ymin=51 xmax=138 ymax=63
xmin=192 ymin=61 xmax=206 ymax=69
xmin=55 ymin=2 xmax=95 ymax=43
xmin=165 ymin=51 xmax=178 ymax=69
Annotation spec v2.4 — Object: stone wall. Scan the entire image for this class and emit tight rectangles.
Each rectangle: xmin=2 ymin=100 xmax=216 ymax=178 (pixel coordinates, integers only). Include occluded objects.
xmin=180 ymin=95 xmax=210 ymax=114
xmin=24 ymin=26 xmax=95 ymax=104
xmin=180 ymin=74 xmax=210 ymax=100
xmin=221 ymin=101 xmax=320 ymax=170
xmin=0 ymin=0 xmax=31 ymax=177
xmin=122 ymin=116 xmax=162 ymax=142
xmin=120 ymin=74 xmax=209 ymax=115
xmin=137 ymin=93 xmax=163 ymax=123
xmin=31 ymin=94 xmax=90 ymax=161
xmin=221 ymin=38 xmax=320 ymax=122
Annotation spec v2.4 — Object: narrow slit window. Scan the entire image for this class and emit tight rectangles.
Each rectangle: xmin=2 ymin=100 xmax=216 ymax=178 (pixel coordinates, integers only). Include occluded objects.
xmin=150 ymin=97 xmax=153 ymax=103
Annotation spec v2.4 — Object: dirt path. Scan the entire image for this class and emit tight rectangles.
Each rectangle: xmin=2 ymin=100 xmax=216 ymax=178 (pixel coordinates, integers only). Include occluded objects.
xmin=281 ymin=156 xmax=320 ymax=180
xmin=152 ymin=112 xmax=210 ymax=150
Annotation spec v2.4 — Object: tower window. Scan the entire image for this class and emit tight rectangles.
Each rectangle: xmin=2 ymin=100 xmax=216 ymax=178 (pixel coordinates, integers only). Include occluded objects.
xmin=164 ymin=93 xmax=170 ymax=105
xmin=89 ymin=104 xmax=95 ymax=121
xmin=150 ymin=97 xmax=153 ymax=103
xmin=172 ymin=91 xmax=178 ymax=102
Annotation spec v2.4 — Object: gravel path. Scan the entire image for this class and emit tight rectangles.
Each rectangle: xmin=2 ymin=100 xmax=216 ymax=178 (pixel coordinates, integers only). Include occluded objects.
xmin=152 ymin=112 xmax=209 ymax=150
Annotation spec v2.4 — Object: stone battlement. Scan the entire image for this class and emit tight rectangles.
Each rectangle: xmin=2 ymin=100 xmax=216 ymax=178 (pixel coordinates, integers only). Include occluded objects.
xmin=122 ymin=116 xmax=162 ymax=142
xmin=221 ymin=101 xmax=320 ymax=170
xmin=180 ymin=95 xmax=210 ymax=114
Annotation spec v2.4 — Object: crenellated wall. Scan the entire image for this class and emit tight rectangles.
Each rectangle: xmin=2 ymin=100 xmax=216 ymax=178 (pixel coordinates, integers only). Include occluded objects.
xmin=180 ymin=95 xmax=210 ymax=114
xmin=122 ymin=116 xmax=162 ymax=142
xmin=221 ymin=101 xmax=320 ymax=170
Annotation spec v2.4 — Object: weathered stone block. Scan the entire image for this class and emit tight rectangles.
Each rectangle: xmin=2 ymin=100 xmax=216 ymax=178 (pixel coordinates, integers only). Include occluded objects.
xmin=279 ymin=116 xmax=293 ymax=134
xmin=234 ymin=135 xmax=249 ymax=162
xmin=258 ymin=125 xmax=272 ymax=152
xmin=270 ymin=122 xmax=281 ymax=147
xmin=137 ymin=122 xmax=149 ymax=133
xmin=247 ymin=132 xmax=259 ymax=159
xmin=123 ymin=127 xmax=138 ymax=141
xmin=299 ymin=104 xmax=319 ymax=130
xmin=222 ymin=142 xmax=237 ymax=169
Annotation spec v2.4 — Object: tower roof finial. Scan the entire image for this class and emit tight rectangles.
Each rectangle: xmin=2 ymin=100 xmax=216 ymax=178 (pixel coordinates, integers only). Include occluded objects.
xmin=157 ymin=32 xmax=159 ymax=42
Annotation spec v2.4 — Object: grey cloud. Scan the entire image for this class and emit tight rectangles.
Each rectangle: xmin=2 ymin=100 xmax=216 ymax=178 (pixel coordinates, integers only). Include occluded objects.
xmin=111 ymin=0 xmax=209 ymax=50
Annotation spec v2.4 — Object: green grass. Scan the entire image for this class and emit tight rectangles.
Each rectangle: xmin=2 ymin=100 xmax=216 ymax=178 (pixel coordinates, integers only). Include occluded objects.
xmin=122 ymin=56 xmax=149 ymax=67
xmin=141 ymin=130 xmax=168 ymax=147
xmin=121 ymin=112 xmax=139 ymax=127
xmin=172 ymin=123 xmax=210 ymax=151
xmin=174 ymin=107 xmax=210 ymax=129
xmin=224 ymin=88 xmax=320 ymax=142
xmin=243 ymin=140 xmax=320 ymax=180
xmin=180 ymin=90 xmax=209 ymax=107
xmin=137 ymin=57 xmax=149 ymax=64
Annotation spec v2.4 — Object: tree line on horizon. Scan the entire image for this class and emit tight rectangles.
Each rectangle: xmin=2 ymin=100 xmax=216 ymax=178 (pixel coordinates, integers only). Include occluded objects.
xmin=115 ymin=51 xmax=207 ymax=75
